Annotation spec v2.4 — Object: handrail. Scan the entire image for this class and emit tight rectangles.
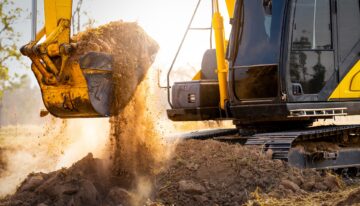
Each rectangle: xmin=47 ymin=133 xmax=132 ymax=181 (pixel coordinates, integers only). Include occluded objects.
xmin=166 ymin=0 xmax=203 ymax=108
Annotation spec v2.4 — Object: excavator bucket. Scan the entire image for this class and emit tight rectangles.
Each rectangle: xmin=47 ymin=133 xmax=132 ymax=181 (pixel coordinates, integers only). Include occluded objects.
xmin=79 ymin=52 xmax=113 ymax=116
xmin=37 ymin=52 xmax=114 ymax=118
xmin=22 ymin=0 xmax=116 ymax=118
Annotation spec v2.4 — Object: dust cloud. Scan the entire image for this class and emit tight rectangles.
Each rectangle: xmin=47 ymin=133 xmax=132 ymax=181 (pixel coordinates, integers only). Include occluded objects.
xmin=55 ymin=119 xmax=110 ymax=169
xmin=0 ymin=121 xmax=66 ymax=197
xmin=109 ymin=80 xmax=171 ymax=205
xmin=0 ymin=118 xmax=111 ymax=198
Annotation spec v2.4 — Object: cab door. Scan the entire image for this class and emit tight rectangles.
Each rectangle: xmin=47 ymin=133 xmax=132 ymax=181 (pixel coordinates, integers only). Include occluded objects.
xmin=286 ymin=0 xmax=338 ymax=102
xmin=329 ymin=0 xmax=360 ymax=100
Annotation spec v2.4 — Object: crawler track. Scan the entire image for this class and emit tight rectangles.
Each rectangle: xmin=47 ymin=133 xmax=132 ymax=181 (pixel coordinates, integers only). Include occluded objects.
xmin=180 ymin=125 xmax=360 ymax=169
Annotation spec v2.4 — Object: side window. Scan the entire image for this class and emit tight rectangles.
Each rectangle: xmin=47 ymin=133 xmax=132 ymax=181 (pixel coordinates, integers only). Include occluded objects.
xmin=338 ymin=0 xmax=360 ymax=62
xmin=290 ymin=0 xmax=335 ymax=95
xmin=292 ymin=0 xmax=332 ymax=50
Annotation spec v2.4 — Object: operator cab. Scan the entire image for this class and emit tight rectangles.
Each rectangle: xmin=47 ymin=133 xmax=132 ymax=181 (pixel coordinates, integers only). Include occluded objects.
xmin=167 ymin=0 xmax=360 ymax=128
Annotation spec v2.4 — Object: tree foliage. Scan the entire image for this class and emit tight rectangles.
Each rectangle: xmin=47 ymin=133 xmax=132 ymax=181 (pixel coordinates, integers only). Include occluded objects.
xmin=0 ymin=0 xmax=25 ymax=100
xmin=72 ymin=0 xmax=96 ymax=33
xmin=0 ymin=75 xmax=44 ymax=126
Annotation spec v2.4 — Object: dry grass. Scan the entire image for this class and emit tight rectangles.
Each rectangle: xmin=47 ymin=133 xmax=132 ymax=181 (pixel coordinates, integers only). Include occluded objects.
xmin=247 ymin=184 xmax=360 ymax=206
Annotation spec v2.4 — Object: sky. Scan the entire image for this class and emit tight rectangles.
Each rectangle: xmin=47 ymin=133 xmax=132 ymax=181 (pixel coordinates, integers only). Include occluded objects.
xmin=8 ymin=0 xmax=231 ymax=86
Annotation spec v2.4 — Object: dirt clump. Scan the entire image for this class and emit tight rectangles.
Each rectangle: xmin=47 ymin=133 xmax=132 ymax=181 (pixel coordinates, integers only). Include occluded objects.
xmin=71 ymin=21 xmax=159 ymax=114
xmin=0 ymin=153 xmax=134 ymax=206
xmin=154 ymin=139 xmax=344 ymax=206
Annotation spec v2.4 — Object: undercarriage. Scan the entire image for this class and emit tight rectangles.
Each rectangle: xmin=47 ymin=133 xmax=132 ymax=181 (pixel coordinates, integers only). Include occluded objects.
xmin=179 ymin=125 xmax=360 ymax=170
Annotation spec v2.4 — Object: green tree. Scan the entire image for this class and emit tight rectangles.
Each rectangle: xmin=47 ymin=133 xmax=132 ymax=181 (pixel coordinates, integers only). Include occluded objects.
xmin=0 ymin=0 xmax=25 ymax=100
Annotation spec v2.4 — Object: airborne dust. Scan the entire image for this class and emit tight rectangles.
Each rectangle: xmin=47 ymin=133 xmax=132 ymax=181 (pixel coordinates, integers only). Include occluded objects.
xmin=1 ymin=21 xmax=360 ymax=206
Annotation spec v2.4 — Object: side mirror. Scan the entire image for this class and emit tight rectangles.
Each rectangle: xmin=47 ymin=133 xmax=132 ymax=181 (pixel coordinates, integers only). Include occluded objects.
xmin=263 ymin=0 xmax=272 ymax=15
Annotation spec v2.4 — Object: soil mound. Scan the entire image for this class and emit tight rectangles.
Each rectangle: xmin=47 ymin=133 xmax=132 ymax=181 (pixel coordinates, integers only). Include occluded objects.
xmin=0 ymin=154 xmax=141 ymax=206
xmin=154 ymin=139 xmax=344 ymax=206
xmin=0 ymin=139 xmax=352 ymax=206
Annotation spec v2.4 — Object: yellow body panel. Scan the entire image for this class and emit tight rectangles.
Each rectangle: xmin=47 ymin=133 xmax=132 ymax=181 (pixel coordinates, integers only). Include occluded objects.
xmin=44 ymin=0 xmax=72 ymax=43
xmin=351 ymin=71 xmax=360 ymax=91
xmin=192 ymin=71 xmax=201 ymax=80
xmin=225 ymin=0 xmax=235 ymax=18
xmin=329 ymin=61 xmax=360 ymax=99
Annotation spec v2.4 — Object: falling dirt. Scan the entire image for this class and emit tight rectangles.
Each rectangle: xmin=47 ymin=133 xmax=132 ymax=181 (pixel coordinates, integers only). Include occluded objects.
xmin=109 ymin=83 xmax=168 ymax=202
xmin=73 ymin=20 xmax=164 ymax=204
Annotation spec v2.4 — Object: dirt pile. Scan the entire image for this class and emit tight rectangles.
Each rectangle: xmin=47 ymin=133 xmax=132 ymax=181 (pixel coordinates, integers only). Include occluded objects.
xmin=154 ymin=139 xmax=344 ymax=206
xmin=2 ymin=138 xmax=359 ymax=206
xmin=0 ymin=154 xmax=113 ymax=206
xmin=0 ymin=153 xmax=160 ymax=206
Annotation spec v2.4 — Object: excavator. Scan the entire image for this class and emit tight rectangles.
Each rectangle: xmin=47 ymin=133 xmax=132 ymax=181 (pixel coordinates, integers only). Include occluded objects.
xmin=21 ymin=0 xmax=360 ymax=170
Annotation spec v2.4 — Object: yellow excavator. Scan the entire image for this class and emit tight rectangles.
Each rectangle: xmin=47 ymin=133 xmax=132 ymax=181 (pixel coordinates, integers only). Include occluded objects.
xmin=22 ymin=0 xmax=360 ymax=169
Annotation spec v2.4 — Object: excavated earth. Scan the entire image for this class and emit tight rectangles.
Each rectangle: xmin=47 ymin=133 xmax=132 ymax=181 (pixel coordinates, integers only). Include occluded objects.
xmin=153 ymin=139 xmax=357 ymax=206
xmin=2 ymin=140 xmax=360 ymax=206
xmin=1 ymin=21 xmax=360 ymax=206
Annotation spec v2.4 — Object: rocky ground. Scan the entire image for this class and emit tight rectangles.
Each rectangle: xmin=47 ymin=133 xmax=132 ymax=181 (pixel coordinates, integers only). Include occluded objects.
xmin=153 ymin=139 xmax=360 ymax=206
xmin=1 ymin=139 xmax=360 ymax=206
